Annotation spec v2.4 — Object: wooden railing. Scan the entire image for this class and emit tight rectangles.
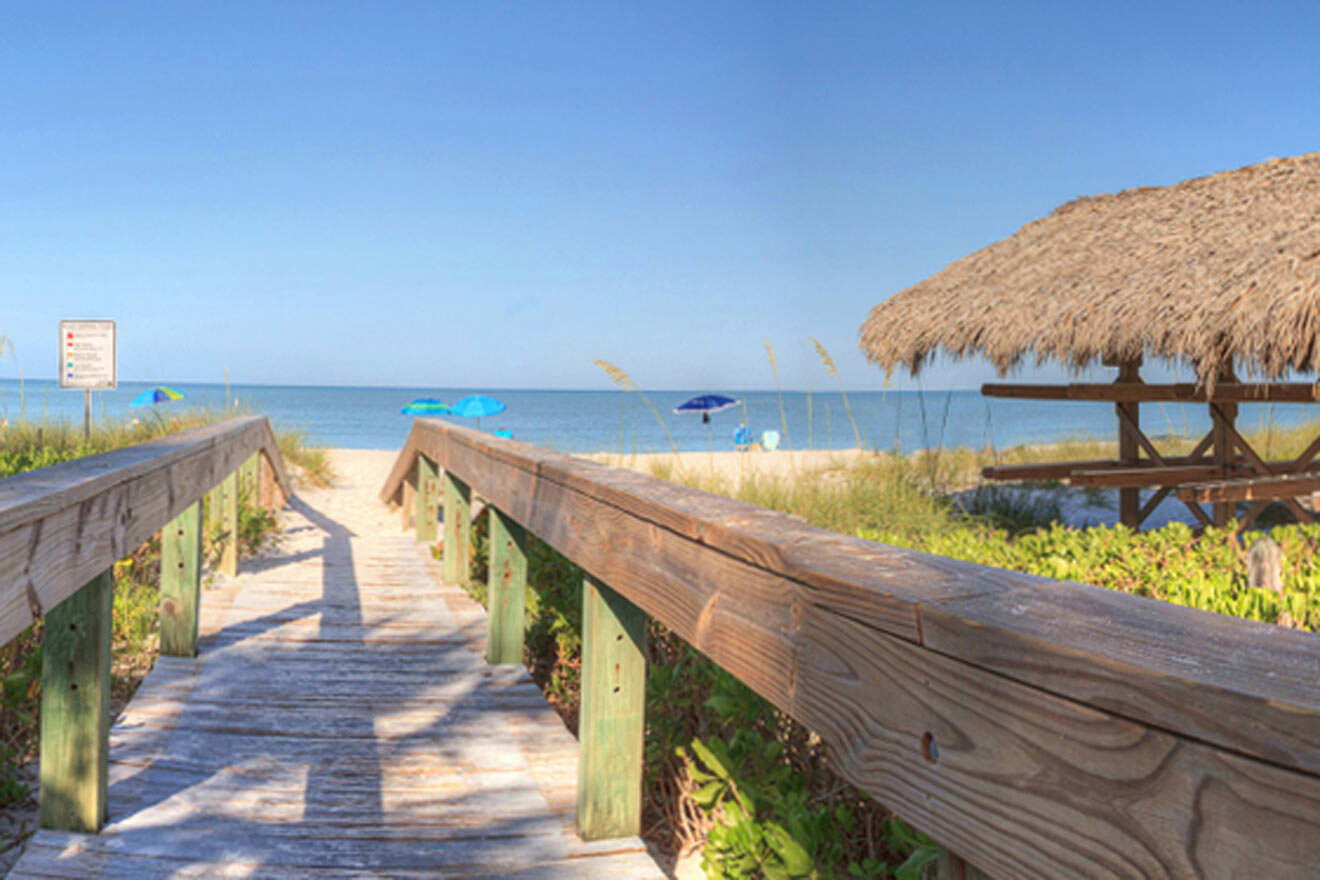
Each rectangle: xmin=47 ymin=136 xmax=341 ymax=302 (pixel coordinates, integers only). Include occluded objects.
xmin=383 ymin=417 xmax=1320 ymax=880
xmin=0 ymin=416 xmax=292 ymax=832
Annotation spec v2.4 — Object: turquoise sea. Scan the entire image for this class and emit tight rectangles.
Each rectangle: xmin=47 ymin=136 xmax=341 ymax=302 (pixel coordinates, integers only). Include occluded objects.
xmin=2 ymin=378 xmax=1318 ymax=454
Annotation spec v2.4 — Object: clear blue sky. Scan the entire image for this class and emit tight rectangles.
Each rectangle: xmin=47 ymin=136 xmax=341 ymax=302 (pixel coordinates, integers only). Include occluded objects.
xmin=2 ymin=1 xmax=1318 ymax=391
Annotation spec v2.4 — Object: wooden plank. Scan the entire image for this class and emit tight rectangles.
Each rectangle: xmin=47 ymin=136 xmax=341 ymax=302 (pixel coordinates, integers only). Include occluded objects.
xmin=431 ymin=424 xmax=1023 ymax=643
xmin=1066 ymin=464 xmax=1225 ymax=488
xmin=1211 ymin=400 xmax=1238 ymax=526
xmin=917 ymin=581 xmax=1320 ymax=775
xmin=1115 ymin=362 xmax=1141 ymax=528
xmin=0 ymin=416 xmax=292 ymax=647
xmin=983 ymin=459 xmax=1131 ymax=481
xmin=159 ymin=501 xmax=202 ymax=657
xmin=486 ymin=506 xmax=527 ymax=665
xmin=383 ymin=421 xmax=1320 ymax=761
xmin=8 ymin=460 xmax=665 ymax=879
xmin=39 ymin=569 xmax=113 ymax=832
xmin=379 ymin=418 xmax=1320 ymax=871
xmin=401 ymin=479 xmax=415 ymax=531
xmin=218 ymin=469 xmax=239 ymax=577
xmin=983 ymin=381 xmax=1320 ymax=403
xmin=936 ymin=849 xmax=993 ymax=880
xmin=795 ymin=601 xmax=1320 ymax=879
xmin=257 ymin=451 xmax=275 ymax=511
xmin=443 ymin=469 xmax=471 ymax=586
xmin=1180 ymin=470 xmax=1320 ymax=503
xmin=415 ymin=454 xmax=439 ymax=543
xmin=577 ymin=576 xmax=646 ymax=841
xmin=239 ymin=452 xmax=258 ymax=505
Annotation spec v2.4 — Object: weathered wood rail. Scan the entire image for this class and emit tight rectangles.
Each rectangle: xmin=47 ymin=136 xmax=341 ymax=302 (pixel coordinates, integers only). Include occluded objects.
xmin=0 ymin=416 xmax=290 ymax=832
xmin=382 ymin=417 xmax=1320 ymax=879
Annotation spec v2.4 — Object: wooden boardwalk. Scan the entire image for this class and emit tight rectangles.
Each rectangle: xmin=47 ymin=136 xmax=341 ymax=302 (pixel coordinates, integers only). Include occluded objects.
xmin=9 ymin=453 xmax=664 ymax=879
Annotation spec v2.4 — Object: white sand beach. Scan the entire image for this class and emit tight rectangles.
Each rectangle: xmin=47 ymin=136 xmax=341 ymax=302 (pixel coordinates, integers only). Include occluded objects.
xmin=586 ymin=447 xmax=877 ymax=484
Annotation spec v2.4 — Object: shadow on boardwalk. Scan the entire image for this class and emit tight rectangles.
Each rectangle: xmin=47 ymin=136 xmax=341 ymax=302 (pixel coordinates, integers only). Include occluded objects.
xmin=9 ymin=477 xmax=663 ymax=878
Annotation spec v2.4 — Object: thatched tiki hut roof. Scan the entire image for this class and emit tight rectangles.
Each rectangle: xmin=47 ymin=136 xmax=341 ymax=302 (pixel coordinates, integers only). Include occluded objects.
xmin=859 ymin=152 xmax=1320 ymax=385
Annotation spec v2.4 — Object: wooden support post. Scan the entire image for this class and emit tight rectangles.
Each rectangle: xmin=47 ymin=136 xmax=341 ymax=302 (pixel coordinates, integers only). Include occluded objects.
xmin=1115 ymin=360 xmax=1142 ymax=529
xmin=160 ymin=501 xmax=203 ymax=657
xmin=936 ymin=848 xmax=992 ymax=880
xmin=39 ymin=569 xmax=113 ymax=832
xmin=257 ymin=452 xmax=275 ymax=511
xmin=416 ymin=454 xmax=439 ymax=543
xmin=577 ymin=575 xmax=647 ymax=841
xmin=239 ymin=453 xmax=258 ymax=506
xmin=1212 ymin=372 xmax=1240 ymax=528
xmin=219 ymin=470 xmax=239 ymax=577
xmin=486 ymin=507 xmax=527 ymax=665
xmin=442 ymin=470 xmax=471 ymax=586
xmin=401 ymin=479 xmax=415 ymax=532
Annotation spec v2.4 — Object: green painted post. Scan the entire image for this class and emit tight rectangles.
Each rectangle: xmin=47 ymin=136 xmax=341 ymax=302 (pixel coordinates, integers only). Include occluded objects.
xmin=39 ymin=569 xmax=113 ymax=832
xmin=219 ymin=470 xmax=238 ymax=577
xmin=442 ymin=470 xmax=471 ymax=586
xmin=160 ymin=501 xmax=203 ymax=657
xmin=416 ymin=454 xmax=439 ymax=543
xmin=486 ymin=507 xmax=527 ymax=665
xmin=239 ymin=453 xmax=258 ymax=506
xmin=401 ymin=479 xmax=415 ymax=532
xmin=577 ymin=576 xmax=647 ymax=840
xmin=936 ymin=848 xmax=993 ymax=880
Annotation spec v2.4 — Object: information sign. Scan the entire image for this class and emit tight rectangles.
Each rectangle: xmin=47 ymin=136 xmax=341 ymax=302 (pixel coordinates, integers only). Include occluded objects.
xmin=58 ymin=320 xmax=117 ymax=390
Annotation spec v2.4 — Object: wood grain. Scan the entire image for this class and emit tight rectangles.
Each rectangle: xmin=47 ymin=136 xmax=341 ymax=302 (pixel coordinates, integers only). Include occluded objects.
xmin=379 ymin=418 xmax=1320 ymax=877
xmin=0 ymin=416 xmax=293 ymax=647
xmin=983 ymin=381 xmax=1320 ymax=403
xmin=159 ymin=502 xmax=202 ymax=657
xmin=39 ymin=569 xmax=113 ymax=832
xmin=416 ymin=453 xmax=438 ymax=543
xmin=486 ymin=506 xmax=528 ymax=666
xmin=443 ymin=469 xmax=471 ymax=586
xmin=218 ymin=470 xmax=239 ymax=577
xmin=9 ymin=457 xmax=663 ymax=879
xmin=576 ymin=576 xmax=647 ymax=841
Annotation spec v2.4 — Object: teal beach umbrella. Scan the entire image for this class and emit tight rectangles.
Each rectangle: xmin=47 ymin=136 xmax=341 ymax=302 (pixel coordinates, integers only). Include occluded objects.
xmin=450 ymin=394 xmax=505 ymax=430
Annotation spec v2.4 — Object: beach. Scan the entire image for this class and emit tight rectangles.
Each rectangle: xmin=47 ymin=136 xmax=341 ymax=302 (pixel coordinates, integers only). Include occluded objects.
xmin=586 ymin=447 xmax=877 ymax=484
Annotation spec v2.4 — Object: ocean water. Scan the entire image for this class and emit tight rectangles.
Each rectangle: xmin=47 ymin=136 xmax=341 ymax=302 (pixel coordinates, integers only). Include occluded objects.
xmin=1 ymin=378 xmax=1318 ymax=454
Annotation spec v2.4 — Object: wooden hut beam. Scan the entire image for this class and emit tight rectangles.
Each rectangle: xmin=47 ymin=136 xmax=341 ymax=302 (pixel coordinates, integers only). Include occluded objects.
xmin=1136 ymin=486 xmax=1175 ymax=525
xmin=1114 ymin=362 xmax=1144 ymax=528
xmin=1180 ymin=472 xmax=1320 ymax=504
xmin=1067 ymin=465 xmax=1225 ymax=488
xmin=1209 ymin=404 xmax=1316 ymax=526
xmin=1115 ymin=400 xmax=1164 ymax=464
xmin=982 ymin=382 xmax=1320 ymax=403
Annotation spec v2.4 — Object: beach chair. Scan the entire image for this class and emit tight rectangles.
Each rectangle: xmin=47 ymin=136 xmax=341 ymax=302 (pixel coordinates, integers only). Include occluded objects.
xmin=494 ymin=428 xmax=513 ymax=439
xmin=761 ymin=430 xmax=780 ymax=451
xmin=733 ymin=425 xmax=754 ymax=451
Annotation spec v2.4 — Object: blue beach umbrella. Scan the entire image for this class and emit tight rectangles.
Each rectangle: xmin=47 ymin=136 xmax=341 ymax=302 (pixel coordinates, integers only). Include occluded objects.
xmin=674 ymin=394 xmax=739 ymax=424
xmin=450 ymin=394 xmax=506 ymax=430
xmin=129 ymin=386 xmax=185 ymax=407
xmin=401 ymin=397 xmax=451 ymax=415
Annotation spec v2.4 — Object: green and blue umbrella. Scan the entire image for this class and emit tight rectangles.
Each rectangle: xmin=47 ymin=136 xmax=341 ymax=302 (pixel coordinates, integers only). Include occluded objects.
xmin=401 ymin=398 xmax=451 ymax=415
xmin=129 ymin=386 xmax=185 ymax=407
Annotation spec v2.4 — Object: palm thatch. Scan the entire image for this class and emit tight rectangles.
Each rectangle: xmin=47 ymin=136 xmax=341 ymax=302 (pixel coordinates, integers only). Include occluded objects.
xmin=859 ymin=152 xmax=1320 ymax=387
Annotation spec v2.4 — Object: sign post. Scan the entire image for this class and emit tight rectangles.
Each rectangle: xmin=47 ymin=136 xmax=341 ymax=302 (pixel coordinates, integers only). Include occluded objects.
xmin=58 ymin=321 xmax=116 ymax=443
